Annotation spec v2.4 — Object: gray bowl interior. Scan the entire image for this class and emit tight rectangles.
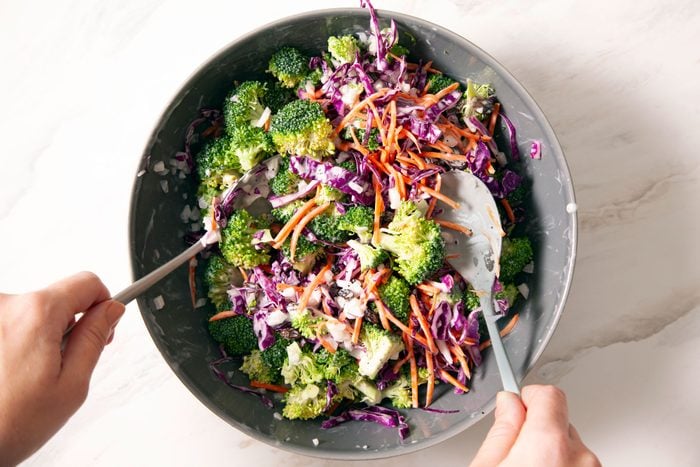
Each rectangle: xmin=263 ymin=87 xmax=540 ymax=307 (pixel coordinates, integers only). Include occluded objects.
xmin=128 ymin=8 xmax=576 ymax=460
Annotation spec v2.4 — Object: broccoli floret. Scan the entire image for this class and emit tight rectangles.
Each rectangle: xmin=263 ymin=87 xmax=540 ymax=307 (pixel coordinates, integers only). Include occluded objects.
xmin=223 ymin=81 xmax=268 ymax=133
xmin=270 ymin=199 xmax=304 ymax=224
xmin=381 ymin=373 xmax=412 ymax=409
xmin=377 ymin=275 xmax=410 ymax=323
xmin=495 ymin=283 xmax=520 ymax=307
xmin=208 ymin=315 xmax=258 ymax=356
xmin=203 ymin=254 xmax=239 ymax=310
xmin=240 ymin=349 xmax=277 ymax=384
xmin=357 ymin=324 xmax=404 ymax=379
xmin=347 ymin=240 xmax=388 ymax=271
xmin=282 ymin=383 xmax=331 ymax=420
xmin=267 ymin=47 xmax=310 ymax=89
xmin=269 ymin=99 xmax=335 ymax=159
xmin=342 ymin=127 xmax=381 ymax=151
xmin=327 ymin=35 xmax=360 ymax=64
xmin=229 ymin=125 xmax=274 ymax=172
xmin=316 ymin=184 xmax=346 ymax=204
xmin=195 ymin=135 xmax=241 ymax=196
xmin=281 ymin=341 xmax=325 ymax=385
xmin=220 ymin=209 xmax=271 ymax=268
xmin=389 ymin=43 xmax=410 ymax=58
xmin=337 ymin=205 xmax=374 ymax=243
xmin=280 ymin=235 xmax=324 ymax=273
xmin=376 ymin=201 xmax=446 ymax=285
xmin=338 ymin=158 xmax=357 ymax=172
xmin=290 ymin=309 xmax=324 ymax=339
xmin=464 ymin=285 xmax=481 ymax=311
xmin=315 ymin=348 xmax=358 ymax=383
xmin=269 ymin=157 xmax=301 ymax=196
xmin=261 ymin=81 xmax=295 ymax=113
xmin=506 ymin=182 xmax=527 ymax=207
xmin=260 ymin=336 xmax=292 ymax=373
xmin=499 ymin=237 xmax=533 ymax=283
xmin=426 ymin=73 xmax=460 ymax=94
xmin=308 ymin=211 xmax=351 ymax=244
xmin=460 ymin=79 xmax=495 ymax=122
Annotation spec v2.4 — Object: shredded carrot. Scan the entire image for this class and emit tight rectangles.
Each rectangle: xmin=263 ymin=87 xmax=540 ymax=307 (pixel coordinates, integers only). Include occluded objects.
xmin=366 ymin=100 xmax=387 ymax=147
xmin=451 ymin=343 xmax=471 ymax=380
xmin=347 ymin=126 xmax=370 ymax=157
xmin=416 ymin=283 xmax=442 ymax=295
xmin=488 ymin=102 xmax=501 ymax=136
xmin=407 ymin=330 xmax=419 ymax=408
xmin=249 ymin=381 xmax=289 ymax=393
xmin=188 ymin=257 xmax=197 ymax=308
xmin=439 ymin=369 xmax=470 ymax=393
xmin=433 ymin=219 xmax=473 ymax=236
xmin=479 ymin=313 xmax=520 ymax=351
xmin=289 ymin=202 xmax=330 ymax=260
xmin=333 ymin=88 xmax=389 ymax=136
xmin=208 ymin=310 xmax=236 ymax=322
xmin=386 ymin=100 xmax=397 ymax=152
xmin=501 ymin=198 xmax=516 ymax=224
xmin=410 ymin=295 xmax=437 ymax=354
xmin=276 ymin=283 xmax=304 ymax=293
xmin=372 ymin=174 xmax=384 ymax=245
xmin=425 ymin=353 xmax=435 ymax=407
xmin=319 ymin=335 xmax=337 ymax=354
xmin=426 ymin=173 xmax=442 ymax=219
xmin=421 ymin=151 xmax=468 ymax=162
xmin=238 ymin=267 xmax=249 ymax=282
xmin=298 ymin=263 xmax=332 ymax=312
xmin=419 ymin=184 xmax=460 ymax=210
xmin=351 ymin=316 xmax=363 ymax=344
xmin=386 ymin=164 xmax=406 ymax=200
xmin=382 ymin=306 xmax=429 ymax=348
xmin=374 ymin=299 xmax=392 ymax=331
xmin=432 ymin=81 xmax=460 ymax=101
xmin=273 ymin=197 xmax=318 ymax=247
xmin=392 ymin=353 xmax=411 ymax=374
xmin=401 ymin=129 xmax=422 ymax=151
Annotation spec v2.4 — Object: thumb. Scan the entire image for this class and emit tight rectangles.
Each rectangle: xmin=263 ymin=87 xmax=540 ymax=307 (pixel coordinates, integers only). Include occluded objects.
xmin=470 ymin=392 xmax=526 ymax=467
xmin=61 ymin=300 xmax=125 ymax=382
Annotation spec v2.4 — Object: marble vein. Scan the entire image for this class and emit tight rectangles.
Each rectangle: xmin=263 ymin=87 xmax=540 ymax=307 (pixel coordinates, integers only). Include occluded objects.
xmin=577 ymin=164 xmax=699 ymax=232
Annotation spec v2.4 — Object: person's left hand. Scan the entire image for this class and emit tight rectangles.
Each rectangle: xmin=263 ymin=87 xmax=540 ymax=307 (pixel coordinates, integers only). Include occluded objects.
xmin=0 ymin=272 xmax=125 ymax=466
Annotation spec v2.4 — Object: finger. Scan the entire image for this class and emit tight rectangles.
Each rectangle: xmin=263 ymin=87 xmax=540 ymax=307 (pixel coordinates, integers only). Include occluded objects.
xmin=520 ymin=384 xmax=570 ymax=431
xmin=470 ymin=391 xmax=526 ymax=467
xmin=60 ymin=300 xmax=125 ymax=385
xmin=569 ymin=423 xmax=582 ymax=442
xmin=43 ymin=272 xmax=110 ymax=319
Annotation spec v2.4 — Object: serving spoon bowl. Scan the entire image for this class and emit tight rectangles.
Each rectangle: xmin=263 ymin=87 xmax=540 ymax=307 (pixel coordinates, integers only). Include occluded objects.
xmin=439 ymin=170 xmax=520 ymax=395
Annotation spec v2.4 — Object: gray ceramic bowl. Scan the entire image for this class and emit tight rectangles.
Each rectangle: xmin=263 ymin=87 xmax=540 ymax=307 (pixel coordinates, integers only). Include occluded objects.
xmin=128 ymin=7 xmax=576 ymax=460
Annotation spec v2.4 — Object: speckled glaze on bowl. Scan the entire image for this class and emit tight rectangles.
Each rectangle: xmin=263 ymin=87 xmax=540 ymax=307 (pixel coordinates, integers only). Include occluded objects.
xmin=128 ymin=8 xmax=577 ymax=460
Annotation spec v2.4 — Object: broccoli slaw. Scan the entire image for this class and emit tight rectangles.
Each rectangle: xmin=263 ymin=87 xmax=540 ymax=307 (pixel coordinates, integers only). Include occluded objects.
xmin=180 ymin=0 xmax=537 ymax=439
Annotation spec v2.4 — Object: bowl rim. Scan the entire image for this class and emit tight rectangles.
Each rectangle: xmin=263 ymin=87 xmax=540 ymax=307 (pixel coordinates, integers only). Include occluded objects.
xmin=128 ymin=6 xmax=578 ymax=461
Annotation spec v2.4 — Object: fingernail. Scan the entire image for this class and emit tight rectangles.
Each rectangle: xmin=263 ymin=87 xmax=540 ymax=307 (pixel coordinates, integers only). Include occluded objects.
xmin=106 ymin=301 xmax=126 ymax=326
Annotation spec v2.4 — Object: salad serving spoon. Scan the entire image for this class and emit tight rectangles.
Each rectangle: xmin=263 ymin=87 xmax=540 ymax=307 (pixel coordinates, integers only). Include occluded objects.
xmin=439 ymin=170 xmax=521 ymax=395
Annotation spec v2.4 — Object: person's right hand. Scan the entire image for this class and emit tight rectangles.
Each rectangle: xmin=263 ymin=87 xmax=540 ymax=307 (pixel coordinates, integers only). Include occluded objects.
xmin=470 ymin=385 xmax=601 ymax=467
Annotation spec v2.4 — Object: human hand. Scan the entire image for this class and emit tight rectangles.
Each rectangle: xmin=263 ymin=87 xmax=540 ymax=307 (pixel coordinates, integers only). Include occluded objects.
xmin=0 ymin=272 xmax=125 ymax=467
xmin=471 ymin=385 xmax=601 ymax=467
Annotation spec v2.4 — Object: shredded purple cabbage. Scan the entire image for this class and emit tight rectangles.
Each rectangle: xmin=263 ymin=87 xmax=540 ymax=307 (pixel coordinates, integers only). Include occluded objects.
xmin=322 ymin=405 xmax=410 ymax=439
xmin=499 ymin=112 xmax=520 ymax=161
xmin=289 ymin=155 xmax=373 ymax=205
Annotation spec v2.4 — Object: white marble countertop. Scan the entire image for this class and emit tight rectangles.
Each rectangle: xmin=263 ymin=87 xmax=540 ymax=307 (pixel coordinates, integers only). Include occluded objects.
xmin=2 ymin=0 xmax=698 ymax=465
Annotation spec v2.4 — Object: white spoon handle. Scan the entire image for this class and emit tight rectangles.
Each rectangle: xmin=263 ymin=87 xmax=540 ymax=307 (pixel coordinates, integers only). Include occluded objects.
xmin=481 ymin=296 xmax=521 ymax=395
xmin=113 ymin=240 xmax=207 ymax=305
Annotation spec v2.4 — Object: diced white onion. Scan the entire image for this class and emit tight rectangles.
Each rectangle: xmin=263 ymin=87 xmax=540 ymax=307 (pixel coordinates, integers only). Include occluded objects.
xmin=522 ymin=262 xmax=534 ymax=274
xmin=517 ymin=283 xmax=530 ymax=299
xmin=153 ymin=295 xmax=165 ymax=310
